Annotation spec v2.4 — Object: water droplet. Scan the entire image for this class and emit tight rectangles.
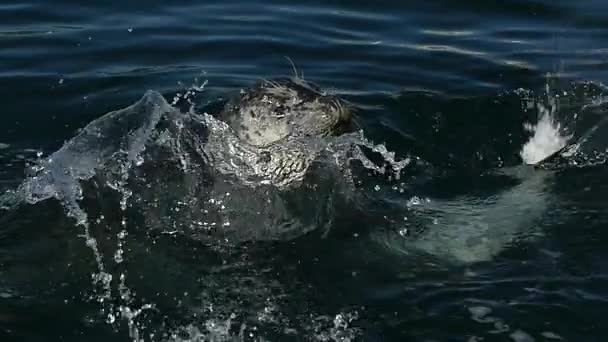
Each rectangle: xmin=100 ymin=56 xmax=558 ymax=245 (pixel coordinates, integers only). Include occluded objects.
xmin=406 ymin=196 xmax=421 ymax=207
xmin=114 ymin=249 xmax=124 ymax=264
xmin=106 ymin=313 xmax=116 ymax=324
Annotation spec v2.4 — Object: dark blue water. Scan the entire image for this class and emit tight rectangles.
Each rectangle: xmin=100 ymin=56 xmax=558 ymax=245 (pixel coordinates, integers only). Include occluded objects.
xmin=2 ymin=1 xmax=608 ymax=341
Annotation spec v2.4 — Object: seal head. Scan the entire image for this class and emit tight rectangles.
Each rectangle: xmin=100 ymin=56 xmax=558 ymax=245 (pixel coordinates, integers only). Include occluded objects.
xmin=218 ymin=77 xmax=353 ymax=148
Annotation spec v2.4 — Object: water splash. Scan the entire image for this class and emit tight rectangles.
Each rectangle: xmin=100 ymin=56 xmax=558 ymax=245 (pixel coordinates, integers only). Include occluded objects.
xmin=310 ymin=311 xmax=361 ymax=342
xmin=0 ymin=90 xmax=178 ymax=342
xmin=2 ymin=77 xmax=414 ymax=341
xmin=374 ymin=79 xmax=608 ymax=265
xmin=520 ymin=88 xmax=570 ymax=165
xmin=524 ymin=80 xmax=608 ymax=168
xmin=201 ymin=110 xmax=411 ymax=191
xmin=172 ymin=73 xmax=209 ymax=111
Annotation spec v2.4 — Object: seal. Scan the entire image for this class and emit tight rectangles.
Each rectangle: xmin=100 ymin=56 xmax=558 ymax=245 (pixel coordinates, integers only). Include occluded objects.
xmin=201 ymin=76 xmax=356 ymax=189
xmin=4 ymin=73 xmax=367 ymax=243
xmin=137 ymin=75 xmax=361 ymax=241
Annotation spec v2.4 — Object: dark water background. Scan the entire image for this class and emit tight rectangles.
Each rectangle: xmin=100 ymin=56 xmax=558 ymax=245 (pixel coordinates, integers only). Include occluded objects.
xmin=1 ymin=0 xmax=608 ymax=341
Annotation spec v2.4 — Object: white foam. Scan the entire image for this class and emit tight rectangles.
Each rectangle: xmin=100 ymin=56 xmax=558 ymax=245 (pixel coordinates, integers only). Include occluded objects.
xmin=520 ymin=102 xmax=570 ymax=165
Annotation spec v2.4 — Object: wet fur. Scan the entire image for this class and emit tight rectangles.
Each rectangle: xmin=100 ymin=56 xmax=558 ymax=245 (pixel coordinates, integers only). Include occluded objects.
xmin=218 ymin=76 xmax=353 ymax=148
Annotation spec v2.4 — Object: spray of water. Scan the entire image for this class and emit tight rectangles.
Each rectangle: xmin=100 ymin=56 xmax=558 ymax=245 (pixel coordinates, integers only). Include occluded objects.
xmin=2 ymin=75 xmax=397 ymax=341
xmin=371 ymin=81 xmax=578 ymax=264
xmin=520 ymin=87 xmax=571 ymax=165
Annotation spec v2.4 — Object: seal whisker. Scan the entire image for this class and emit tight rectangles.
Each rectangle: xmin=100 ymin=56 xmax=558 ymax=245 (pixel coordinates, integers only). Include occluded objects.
xmin=259 ymin=78 xmax=284 ymax=92
xmin=260 ymin=77 xmax=276 ymax=87
xmin=284 ymin=56 xmax=301 ymax=80
xmin=351 ymin=116 xmax=362 ymax=130
xmin=333 ymin=98 xmax=343 ymax=118
xmin=270 ymin=80 xmax=284 ymax=90
xmin=259 ymin=77 xmax=272 ymax=87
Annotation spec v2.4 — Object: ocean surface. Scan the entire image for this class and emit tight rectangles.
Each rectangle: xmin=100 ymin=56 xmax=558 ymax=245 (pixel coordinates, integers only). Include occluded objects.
xmin=1 ymin=0 xmax=608 ymax=341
